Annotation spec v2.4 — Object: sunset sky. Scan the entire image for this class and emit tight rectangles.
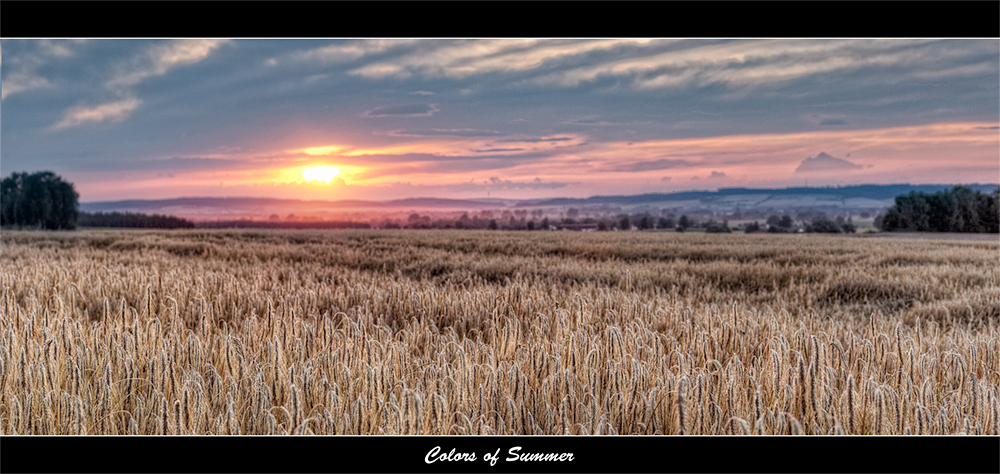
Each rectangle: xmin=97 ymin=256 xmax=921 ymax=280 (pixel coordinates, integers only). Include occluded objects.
xmin=2 ymin=39 xmax=998 ymax=203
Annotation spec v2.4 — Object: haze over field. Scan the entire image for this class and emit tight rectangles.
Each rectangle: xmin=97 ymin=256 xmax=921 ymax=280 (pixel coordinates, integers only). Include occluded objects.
xmin=2 ymin=39 xmax=998 ymax=203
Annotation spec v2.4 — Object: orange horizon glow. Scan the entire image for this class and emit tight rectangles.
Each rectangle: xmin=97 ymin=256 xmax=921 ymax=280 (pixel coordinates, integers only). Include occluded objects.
xmin=70 ymin=121 xmax=999 ymax=202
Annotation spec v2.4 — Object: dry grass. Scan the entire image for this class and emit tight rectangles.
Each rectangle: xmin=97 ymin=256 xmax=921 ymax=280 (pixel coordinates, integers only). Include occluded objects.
xmin=0 ymin=229 xmax=997 ymax=434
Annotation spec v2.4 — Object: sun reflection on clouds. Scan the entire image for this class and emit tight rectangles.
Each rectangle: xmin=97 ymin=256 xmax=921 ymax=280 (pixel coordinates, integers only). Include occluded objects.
xmin=293 ymin=145 xmax=343 ymax=156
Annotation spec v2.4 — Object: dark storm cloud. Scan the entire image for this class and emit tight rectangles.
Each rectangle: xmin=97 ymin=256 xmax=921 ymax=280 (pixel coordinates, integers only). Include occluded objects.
xmin=795 ymin=152 xmax=865 ymax=173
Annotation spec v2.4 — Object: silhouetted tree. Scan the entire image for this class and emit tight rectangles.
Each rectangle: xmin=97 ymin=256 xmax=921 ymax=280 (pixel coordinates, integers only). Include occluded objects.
xmin=678 ymin=215 xmax=690 ymax=229
xmin=881 ymin=186 xmax=999 ymax=233
xmin=705 ymin=223 xmax=731 ymax=233
xmin=1 ymin=171 xmax=79 ymax=230
xmin=808 ymin=217 xmax=842 ymax=233
xmin=619 ymin=215 xmax=630 ymax=231
xmin=636 ymin=214 xmax=652 ymax=230
xmin=780 ymin=215 xmax=794 ymax=230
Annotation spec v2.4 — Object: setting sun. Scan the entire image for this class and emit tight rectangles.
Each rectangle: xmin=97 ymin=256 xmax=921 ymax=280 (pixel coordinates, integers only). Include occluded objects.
xmin=302 ymin=166 xmax=340 ymax=183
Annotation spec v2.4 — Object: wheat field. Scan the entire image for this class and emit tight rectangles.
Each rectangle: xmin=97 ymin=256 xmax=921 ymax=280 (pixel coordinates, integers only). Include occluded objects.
xmin=1 ymin=229 xmax=997 ymax=434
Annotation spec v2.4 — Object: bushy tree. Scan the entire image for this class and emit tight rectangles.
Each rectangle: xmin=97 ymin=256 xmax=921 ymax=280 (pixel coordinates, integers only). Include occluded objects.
xmin=1 ymin=171 xmax=79 ymax=230
xmin=809 ymin=217 xmax=842 ymax=233
xmin=780 ymin=215 xmax=794 ymax=230
xmin=705 ymin=223 xmax=731 ymax=233
xmin=767 ymin=214 xmax=794 ymax=232
xmin=636 ymin=214 xmax=652 ymax=230
xmin=678 ymin=214 xmax=690 ymax=229
xmin=881 ymin=186 xmax=999 ymax=233
xmin=619 ymin=215 xmax=630 ymax=231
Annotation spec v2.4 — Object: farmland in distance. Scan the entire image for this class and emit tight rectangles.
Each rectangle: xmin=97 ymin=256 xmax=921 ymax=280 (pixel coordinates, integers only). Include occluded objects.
xmin=1 ymin=229 xmax=997 ymax=434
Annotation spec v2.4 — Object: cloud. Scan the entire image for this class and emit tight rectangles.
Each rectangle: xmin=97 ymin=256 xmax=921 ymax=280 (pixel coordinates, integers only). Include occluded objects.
xmin=348 ymin=39 xmax=661 ymax=80
xmin=498 ymin=137 xmax=573 ymax=143
xmin=689 ymin=171 xmax=728 ymax=182
xmin=819 ymin=118 xmax=849 ymax=126
xmin=472 ymin=148 xmax=523 ymax=153
xmin=107 ymin=39 xmax=230 ymax=90
xmin=795 ymin=152 xmax=864 ymax=173
xmin=1 ymin=39 xmax=86 ymax=100
xmin=444 ymin=177 xmax=574 ymax=192
xmin=384 ymin=128 xmax=501 ymax=137
xmin=53 ymin=98 xmax=142 ymax=129
xmin=2 ymin=72 xmax=50 ymax=100
xmin=565 ymin=116 xmax=615 ymax=126
xmin=48 ymin=40 xmax=229 ymax=129
xmin=289 ymin=39 xmax=418 ymax=64
xmin=35 ymin=39 xmax=83 ymax=58
xmin=605 ymin=158 xmax=696 ymax=172
xmin=528 ymin=39 xmax=994 ymax=92
xmin=806 ymin=114 xmax=850 ymax=127
xmin=363 ymin=104 xmax=439 ymax=117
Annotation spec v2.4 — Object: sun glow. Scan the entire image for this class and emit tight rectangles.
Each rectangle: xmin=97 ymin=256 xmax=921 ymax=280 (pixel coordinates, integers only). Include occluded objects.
xmin=296 ymin=145 xmax=343 ymax=156
xmin=302 ymin=166 xmax=341 ymax=183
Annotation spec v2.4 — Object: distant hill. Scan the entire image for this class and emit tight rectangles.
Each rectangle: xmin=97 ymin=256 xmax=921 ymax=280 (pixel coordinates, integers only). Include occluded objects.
xmin=519 ymin=184 xmax=1000 ymax=207
xmin=80 ymin=183 xmax=999 ymax=221
xmin=80 ymin=197 xmax=388 ymax=212
xmin=80 ymin=196 xmax=503 ymax=212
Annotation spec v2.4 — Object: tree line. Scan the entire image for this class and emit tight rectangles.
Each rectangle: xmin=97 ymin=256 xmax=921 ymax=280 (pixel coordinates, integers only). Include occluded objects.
xmin=5 ymin=171 xmax=997 ymax=234
xmin=78 ymin=211 xmax=195 ymax=229
xmin=196 ymin=220 xmax=370 ymax=229
xmin=878 ymin=186 xmax=999 ymax=233
xmin=2 ymin=171 xmax=198 ymax=230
